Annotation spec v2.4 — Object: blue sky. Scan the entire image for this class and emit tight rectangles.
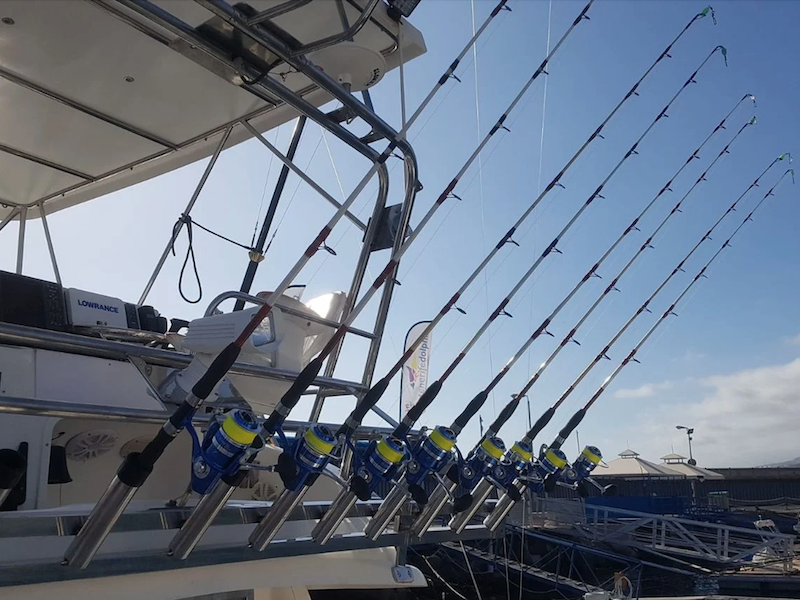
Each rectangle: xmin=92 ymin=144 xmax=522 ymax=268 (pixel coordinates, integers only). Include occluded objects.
xmin=2 ymin=0 xmax=798 ymax=467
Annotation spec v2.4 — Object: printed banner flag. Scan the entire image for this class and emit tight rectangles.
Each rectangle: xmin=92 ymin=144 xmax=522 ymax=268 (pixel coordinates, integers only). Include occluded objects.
xmin=400 ymin=321 xmax=432 ymax=419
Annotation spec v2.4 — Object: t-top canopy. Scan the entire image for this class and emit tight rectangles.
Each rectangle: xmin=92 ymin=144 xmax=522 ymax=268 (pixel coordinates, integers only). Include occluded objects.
xmin=0 ymin=0 xmax=425 ymax=220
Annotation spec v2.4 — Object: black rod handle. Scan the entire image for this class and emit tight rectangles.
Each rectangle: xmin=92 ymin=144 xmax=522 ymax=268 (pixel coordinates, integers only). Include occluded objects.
xmin=524 ymin=406 xmax=556 ymax=442
xmin=263 ymin=357 xmax=324 ymax=434
xmin=451 ymin=390 xmax=489 ymax=434
xmin=486 ymin=396 xmax=520 ymax=435
xmin=393 ymin=380 xmax=442 ymax=438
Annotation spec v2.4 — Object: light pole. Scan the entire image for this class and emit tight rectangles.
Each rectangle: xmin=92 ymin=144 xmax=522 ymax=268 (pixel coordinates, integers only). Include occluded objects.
xmin=676 ymin=425 xmax=696 ymax=465
xmin=513 ymin=393 xmax=531 ymax=430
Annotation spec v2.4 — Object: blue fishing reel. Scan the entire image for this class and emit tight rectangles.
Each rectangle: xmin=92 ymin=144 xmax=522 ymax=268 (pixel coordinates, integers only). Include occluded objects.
xmin=274 ymin=424 xmax=337 ymax=492
xmin=449 ymin=436 xmax=505 ymax=512
xmin=526 ymin=445 xmax=569 ymax=495
xmin=405 ymin=426 xmax=457 ymax=504
xmin=188 ymin=409 xmax=260 ymax=495
xmin=559 ymin=445 xmax=603 ymax=497
xmin=491 ymin=441 xmax=534 ymax=501
xmin=350 ymin=435 xmax=408 ymax=501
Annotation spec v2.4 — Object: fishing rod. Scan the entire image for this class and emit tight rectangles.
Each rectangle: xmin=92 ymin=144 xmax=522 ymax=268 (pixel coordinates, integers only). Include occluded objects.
xmin=483 ymin=162 xmax=795 ymax=532
xmin=518 ymin=105 xmax=755 ymax=418
xmin=161 ymin=0 xmax=578 ymax=559
xmin=228 ymin=0 xmax=594 ymax=550
xmin=360 ymin=46 xmax=731 ymax=541
xmin=333 ymin=2 xmax=718 ymax=448
xmin=408 ymin=393 xmax=525 ymax=537
xmin=450 ymin=151 xmax=790 ymax=534
xmin=62 ymin=0 xmax=512 ymax=568
xmin=305 ymin=3 xmax=719 ymax=547
xmin=280 ymin=1 xmax=601 ymax=548
xmin=408 ymin=97 xmax=756 ymax=540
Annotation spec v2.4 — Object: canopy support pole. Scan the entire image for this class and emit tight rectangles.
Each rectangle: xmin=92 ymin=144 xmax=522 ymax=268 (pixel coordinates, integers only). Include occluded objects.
xmin=39 ymin=202 xmax=62 ymax=285
xmin=16 ymin=207 xmax=27 ymax=274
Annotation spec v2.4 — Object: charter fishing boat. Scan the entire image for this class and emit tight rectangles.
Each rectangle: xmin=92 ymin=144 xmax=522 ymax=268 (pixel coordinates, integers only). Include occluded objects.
xmin=0 ymin=0 xmax=442 ymax=597
xmin=0 ymin=1 xmax=794 ymax=599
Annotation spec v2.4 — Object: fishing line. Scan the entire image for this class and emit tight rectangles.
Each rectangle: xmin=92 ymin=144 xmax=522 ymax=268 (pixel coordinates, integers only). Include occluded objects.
xmin=461 ymin=541 xmax=484 ymax=600
xmin=263 ymin=129 xmax=324 ymax=256
xmin=251 ymin=124 xmax=281 ymax=246
xmin=529 ymin=0 xmax=554 ymax=382
xmin=471 ymin=0 xmax=498 ymax=418
xmin=503 ymin=536 xmax=511 ymax=600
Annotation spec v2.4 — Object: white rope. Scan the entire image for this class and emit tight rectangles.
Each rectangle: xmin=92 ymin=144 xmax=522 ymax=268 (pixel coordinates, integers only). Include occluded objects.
xmin=613 ymin=572 xmax=634 ymax=599
xmin=460 ymin=541 xmax=484 ymax=600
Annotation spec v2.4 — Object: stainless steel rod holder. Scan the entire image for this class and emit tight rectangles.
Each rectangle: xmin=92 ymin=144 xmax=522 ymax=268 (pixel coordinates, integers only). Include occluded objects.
xmin=168 ymin=480 xmax=237 ymax=559
xmin=410 ymin=480 xmax=454 ymax=537
xmin=62 ymin=476 xmax=138 ymax=569
xmin=448 ymin=478 xmax=494 ymax=534
xmin=363 ymin=484 xmax=410 ymax=541
xmin=249 ymin=487 xmax=308 ymax=551
xmin=311 ymin=489 xmax=358 ymax=545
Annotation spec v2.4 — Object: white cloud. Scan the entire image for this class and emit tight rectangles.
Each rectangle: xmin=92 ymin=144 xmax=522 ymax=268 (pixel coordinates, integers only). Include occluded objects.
xmin=633 ymin=358 xmax=800 ymax=467
xmin=786 ymin=333 xmax=800 ymax=346
xmin=614 ymin=380 xmax=675 ymax=399
xmin=678 ymin=349 xmax=706 ymax=362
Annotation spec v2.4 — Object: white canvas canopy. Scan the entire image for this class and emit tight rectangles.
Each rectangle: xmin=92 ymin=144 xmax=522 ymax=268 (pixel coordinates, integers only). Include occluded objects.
xmin=0 ymin=0 xmax=425 ymax=220
xmin=593 ymin=449 xmax=682 ymax=478
xmin=660 ymin=452 xmax=725 ymax=480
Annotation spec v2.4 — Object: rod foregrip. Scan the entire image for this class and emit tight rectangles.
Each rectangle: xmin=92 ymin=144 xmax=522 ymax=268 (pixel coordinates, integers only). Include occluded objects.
xmin=345 ymin=376 xmax=391 ymax=432
xmin=263 ymin=357 xmax=324 ymax=434
xmin=550 ymin=409 xmax=586 ymax=450
xmin=191 ymin=343 xmax=241 ymax=399
xmin=487 ymin=396 xmax=519 ymax=434
xmin=451 ymin=390 xmax=489 ymax=434
xmin=393 ymin=380 xmax=442 ymax=438
xmin=138 ymin=400 xmax=195 ymax=468
xmin=524 ymin=406 xmax=555 ymax=442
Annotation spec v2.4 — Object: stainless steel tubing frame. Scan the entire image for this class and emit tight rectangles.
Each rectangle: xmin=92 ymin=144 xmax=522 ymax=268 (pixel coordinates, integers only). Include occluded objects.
xmin=0 ymin=322 xmax=365 ymax=395
xmin=247 ymin=0 xmax=312 ymax=26
xmin=288 ymin=0 xmax=382 ymax=56
xmin=204 ymin=291 xmax=376 ymax=340
xmin=195 ymin=0 xmax=404 ymax=147
xmin=0 ymin=395 xmax=403 ymax=441
xmin=192 ymin=0 xmax=418 ymax=400
xmin=448 ymin=478 xmax=494 ymax=534
xmin=120 ymin=0 xmax=417 ymax=203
